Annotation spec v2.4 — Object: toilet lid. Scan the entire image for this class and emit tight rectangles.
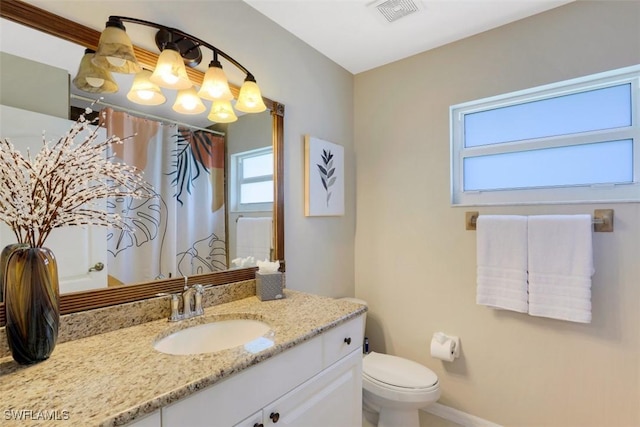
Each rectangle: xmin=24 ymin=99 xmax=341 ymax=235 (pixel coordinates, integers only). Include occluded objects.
xmin=363 ymin=352 xmax=438 ymax=389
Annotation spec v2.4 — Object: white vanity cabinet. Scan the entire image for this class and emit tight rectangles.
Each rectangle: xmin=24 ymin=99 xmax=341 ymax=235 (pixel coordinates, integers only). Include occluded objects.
xmin=157 ymin=315 xmax=364 ymax=427
xmin=259 ymin=350 xmax=362 ymax=427
xmin=125 ymin=410 xmax=161 ymax=427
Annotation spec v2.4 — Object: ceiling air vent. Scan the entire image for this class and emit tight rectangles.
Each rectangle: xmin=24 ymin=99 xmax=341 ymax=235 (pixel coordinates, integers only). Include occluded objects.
xmin=371 ymin=0 xmax=421 ymax=23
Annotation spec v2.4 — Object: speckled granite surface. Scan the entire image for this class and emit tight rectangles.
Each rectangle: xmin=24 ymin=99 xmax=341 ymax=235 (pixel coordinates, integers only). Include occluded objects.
xmin=0 ymin=290 xmax=365 ymax=427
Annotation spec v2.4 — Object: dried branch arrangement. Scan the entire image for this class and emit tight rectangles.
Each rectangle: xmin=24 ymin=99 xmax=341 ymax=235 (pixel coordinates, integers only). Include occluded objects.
xmin=0 ymin=108 xmax=153 ymax=248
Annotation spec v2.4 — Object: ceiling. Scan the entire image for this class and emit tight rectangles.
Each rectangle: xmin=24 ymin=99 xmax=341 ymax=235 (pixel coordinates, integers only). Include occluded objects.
xmin=243 ymin=0 xmax=574 ymax=74
xmin=1 ymin=0 xmax=573 ymax=125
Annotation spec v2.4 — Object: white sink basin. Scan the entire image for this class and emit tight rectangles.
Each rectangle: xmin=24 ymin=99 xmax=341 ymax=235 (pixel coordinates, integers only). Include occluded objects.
xmin=154 ymin=319 xmax=272 ymax=355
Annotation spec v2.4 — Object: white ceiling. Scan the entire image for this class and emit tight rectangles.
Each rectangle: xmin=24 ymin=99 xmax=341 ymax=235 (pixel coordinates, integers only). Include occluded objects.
xmin=243 ymin=0 xmax=574 ymax=74
xmin=1 ymin=0 xmax=573 ymax=125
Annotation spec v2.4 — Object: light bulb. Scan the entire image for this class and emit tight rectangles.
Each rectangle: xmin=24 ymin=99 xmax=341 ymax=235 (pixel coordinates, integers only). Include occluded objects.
xmin=126 ymin=69 xmax=166 ymax=106
xmin=161 ymin=72 xmax=179 ymax=85
xmin=198 ymin=61 xmax=233 ymax=101
xmin=85 ymin=77 xmax=105 ymax=88
xmin=106 ymin=56 xmax=127 ymax=68
xmin=235 ymin=78 xmax=266 ymax=113
xmin=207 ymin=100 xmax=237 ymax=123
xmin=137 ymin=90 xmax=154 ymax=100
xmin=172 ymin=87 xmax=206 ymax=114
xmin=150 ymin=47 xmax=192 ymax=90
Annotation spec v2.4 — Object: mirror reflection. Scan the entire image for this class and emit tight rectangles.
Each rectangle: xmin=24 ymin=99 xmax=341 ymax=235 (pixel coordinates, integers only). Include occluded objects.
xmin=0 ymin=16 xmax=279 ymax=298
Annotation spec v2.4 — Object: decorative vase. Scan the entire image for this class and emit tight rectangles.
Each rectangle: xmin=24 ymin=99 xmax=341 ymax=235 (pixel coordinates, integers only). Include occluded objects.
xmin=0 ymin=243 xmax=28 ymax=302
xmin=1 ymin=243 xmax=28 ymax=303
xmin=4 ymin=246 xmax=60 ymax=365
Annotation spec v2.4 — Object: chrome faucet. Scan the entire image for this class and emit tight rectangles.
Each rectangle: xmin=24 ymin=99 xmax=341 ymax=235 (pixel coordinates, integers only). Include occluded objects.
xmin=167 ymin=279 xmax=207 ymax=322
xmin=182 ymin=286 xmax=196 ymax=318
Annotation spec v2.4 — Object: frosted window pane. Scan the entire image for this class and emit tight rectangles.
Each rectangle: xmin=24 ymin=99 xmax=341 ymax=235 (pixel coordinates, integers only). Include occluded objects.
xmin=463 ymin=140 xmax=633 ymax=191
xmin=243 ymin=153 xmax=273 ymax=179
xmin=465 ymin=84 xmax=632 ymax=147
xmin=241 ymin=181 xmax=274 ymax=204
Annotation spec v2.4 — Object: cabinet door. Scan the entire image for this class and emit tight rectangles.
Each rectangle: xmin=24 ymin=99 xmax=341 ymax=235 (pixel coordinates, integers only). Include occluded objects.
xmin=263 ymin=349 xmax=362 ymax=427
xmin=234 ymin=410 xmax=263 ymax=427
xmin=125 ymin=410 xmax=161 ymax=427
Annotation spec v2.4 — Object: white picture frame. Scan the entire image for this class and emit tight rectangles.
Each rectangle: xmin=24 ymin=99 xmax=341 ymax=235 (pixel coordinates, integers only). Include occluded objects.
xmin=304 ymin=135 xmax=345 ymax=216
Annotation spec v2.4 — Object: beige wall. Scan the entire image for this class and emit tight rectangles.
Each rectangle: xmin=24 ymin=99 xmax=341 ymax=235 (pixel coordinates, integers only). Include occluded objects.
xmin=354 ymin=2 xmax=640 ymax=426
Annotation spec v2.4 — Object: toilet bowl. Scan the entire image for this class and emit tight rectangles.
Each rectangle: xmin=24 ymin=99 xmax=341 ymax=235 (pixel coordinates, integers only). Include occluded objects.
xmin=363 ymin=352 xmax=441 ymax=427
xmin=340 ymin=298 xmax=441 ymax=427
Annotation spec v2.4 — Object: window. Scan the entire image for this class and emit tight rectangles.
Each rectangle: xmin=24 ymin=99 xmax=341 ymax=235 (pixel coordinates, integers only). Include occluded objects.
xmin=450 ymin=65 xmax=640 ymax=205
xmin=230 ymin=147 xmax=274 ymax=212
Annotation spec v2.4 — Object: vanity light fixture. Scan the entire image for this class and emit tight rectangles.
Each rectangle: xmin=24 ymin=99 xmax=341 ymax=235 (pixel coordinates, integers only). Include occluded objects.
xmin=197 ymin=55 xmax=234 ymax=102
xmin=149 ymin=42 xmax=192 ymax=90
xmin=172 ymin=87 xmax=206 ymax=114
xmin=72 ymin=49 xmax=119 ymax=94
xmin=73 ymin=15 xmax=266 ymax=122
xmin=207 ymin=99 xmax=238 ymax=123
xmin=92 ymin=20 xmax=140 ymax=73
xmin=126 ymin=69 xmax=166 ymax=105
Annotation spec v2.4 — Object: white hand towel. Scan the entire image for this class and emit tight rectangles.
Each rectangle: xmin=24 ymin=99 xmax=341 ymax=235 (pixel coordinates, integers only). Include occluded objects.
xmin=528 ymin=215 xmax=594 ymax=323
xmin=476 ymin=215 xmax=528 ymax=313
xmin=236 ymin=217 xmax=273 ymax=262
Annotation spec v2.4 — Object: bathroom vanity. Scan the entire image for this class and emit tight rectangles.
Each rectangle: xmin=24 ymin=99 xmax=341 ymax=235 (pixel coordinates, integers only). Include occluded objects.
xmin=0 ymin=290 xmax=365 ymax=427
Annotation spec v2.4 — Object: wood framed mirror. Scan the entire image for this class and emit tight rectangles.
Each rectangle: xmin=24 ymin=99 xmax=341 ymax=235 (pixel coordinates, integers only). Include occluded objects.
xmin=0 ymin=0 xmax=285 ymax=325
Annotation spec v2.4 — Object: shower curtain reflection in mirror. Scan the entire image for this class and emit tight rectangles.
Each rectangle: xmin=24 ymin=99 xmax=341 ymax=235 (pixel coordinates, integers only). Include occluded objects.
xmin=103 ymin=108 xmax=227 ymax=285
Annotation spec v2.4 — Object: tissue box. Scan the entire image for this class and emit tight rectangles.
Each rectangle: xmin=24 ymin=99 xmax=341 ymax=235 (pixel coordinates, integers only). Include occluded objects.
xmin=255 ymin=271 xmax=285 ymax=301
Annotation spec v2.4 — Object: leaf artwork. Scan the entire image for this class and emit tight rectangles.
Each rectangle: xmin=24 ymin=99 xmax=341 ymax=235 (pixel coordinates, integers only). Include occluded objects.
xmin=169 ymin=130 xmax=212 ymax=206
xmin=317 ymin=149 xmax=337 ymax=207
xmin=106 ymin=187 xmax=167 ymax=258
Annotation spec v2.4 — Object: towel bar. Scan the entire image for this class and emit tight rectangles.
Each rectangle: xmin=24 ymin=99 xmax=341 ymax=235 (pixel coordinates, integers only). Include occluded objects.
xmin=465 ymin=209 xmax=614 ymax=232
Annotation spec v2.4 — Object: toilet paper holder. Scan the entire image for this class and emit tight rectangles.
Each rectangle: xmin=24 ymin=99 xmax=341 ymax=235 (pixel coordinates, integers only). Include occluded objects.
xmin=431 ymin=332 xmax=460 ymax=361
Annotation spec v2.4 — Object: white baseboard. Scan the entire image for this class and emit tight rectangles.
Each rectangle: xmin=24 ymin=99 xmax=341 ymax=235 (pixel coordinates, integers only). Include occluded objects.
xmin=422 ymin=403 xmax=502 ymax=427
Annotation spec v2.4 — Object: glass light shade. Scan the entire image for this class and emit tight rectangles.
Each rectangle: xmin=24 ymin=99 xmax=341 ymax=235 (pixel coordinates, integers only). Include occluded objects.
xmin=126 ymin=70 xmax=166 ymax=106
xmin=172 ymin=87 xmax=206 ymax=114
xmin=72 ymin=51 xmax=118 ymax=93
xmin=92 ymin=26 xmax=141 ymax=74
xmin=149 ymin=48 xmax=192 ymax=90
xmin=235 ymin=79 xmax=267 ymax=113
xmin=207 ymin=100 xmax=238 ymax=123
xmin=197 ymin=63 xmax=233 ymax=101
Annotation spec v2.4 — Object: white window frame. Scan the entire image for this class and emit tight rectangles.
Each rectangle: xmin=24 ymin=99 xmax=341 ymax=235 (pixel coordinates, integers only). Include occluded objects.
xmin=450 ymin=65 xmax=640 ymax=206
xmin=230 ymin=147 xmax=274 ymax=212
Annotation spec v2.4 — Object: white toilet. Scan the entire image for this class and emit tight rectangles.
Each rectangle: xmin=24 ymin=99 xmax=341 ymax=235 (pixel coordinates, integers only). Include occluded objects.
xmin=341 ymin=298 xmax=441 ymax=427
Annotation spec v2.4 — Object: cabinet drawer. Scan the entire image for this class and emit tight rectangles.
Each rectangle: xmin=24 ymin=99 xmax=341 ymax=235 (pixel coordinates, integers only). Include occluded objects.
xmin=322 ymin=315 xmax=364 ymax=368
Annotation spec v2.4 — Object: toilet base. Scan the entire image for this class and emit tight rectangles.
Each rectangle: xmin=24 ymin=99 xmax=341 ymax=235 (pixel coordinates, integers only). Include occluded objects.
xmin=378 ymin=407 xmax=419 ymax=427
xmin=362 ymin=400 xmax=379 ymax=425
xmin=363 ymin=395 xmax=422 ymax=427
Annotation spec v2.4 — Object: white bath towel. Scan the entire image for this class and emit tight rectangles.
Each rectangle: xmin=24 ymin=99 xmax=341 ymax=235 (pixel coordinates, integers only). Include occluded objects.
xmin=476 ymin=215 xmax=529 ymax=313
xmin=236 ymin=217 xmax=272 ymax=262
xmin=527 ymin=215 xmax=594 ymax=323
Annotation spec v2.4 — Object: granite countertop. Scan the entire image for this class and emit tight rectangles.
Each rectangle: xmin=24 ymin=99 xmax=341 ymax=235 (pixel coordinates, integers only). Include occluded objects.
xmin=0 ymin=290 xmax=365 ymax=427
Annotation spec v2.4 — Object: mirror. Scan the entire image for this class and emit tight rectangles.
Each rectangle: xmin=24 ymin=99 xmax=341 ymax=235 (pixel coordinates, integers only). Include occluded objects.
xmin=0 ymin=1 xmax=284 ymax=324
